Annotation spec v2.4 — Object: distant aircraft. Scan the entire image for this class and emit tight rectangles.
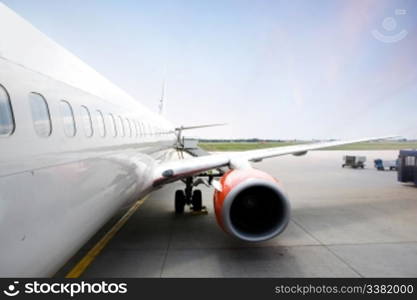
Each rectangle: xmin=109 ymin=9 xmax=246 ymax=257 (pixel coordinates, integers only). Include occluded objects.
xmin=0 ymin=3 xmax=393 ymax=276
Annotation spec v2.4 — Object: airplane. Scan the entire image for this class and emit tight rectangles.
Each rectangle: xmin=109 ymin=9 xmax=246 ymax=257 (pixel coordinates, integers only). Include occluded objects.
xmin=0 ymin=3 xmax=394 ymax=277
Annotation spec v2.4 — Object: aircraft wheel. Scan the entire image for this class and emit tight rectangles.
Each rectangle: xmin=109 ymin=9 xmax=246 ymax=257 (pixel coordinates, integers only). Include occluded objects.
xmin=175 ymin=190 xmax=186 ymax=214
xmin=192 ymin=189 xmax=202 ymax=211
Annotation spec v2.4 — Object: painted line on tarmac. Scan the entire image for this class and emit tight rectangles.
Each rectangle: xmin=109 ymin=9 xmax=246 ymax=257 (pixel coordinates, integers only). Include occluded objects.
xmin=65 ymin=195 xmax=149 ymax=278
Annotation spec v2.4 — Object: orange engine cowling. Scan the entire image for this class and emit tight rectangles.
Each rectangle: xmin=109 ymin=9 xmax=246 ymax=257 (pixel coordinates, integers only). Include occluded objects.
xmin=213 ymin=169 xmax=290 ymax=242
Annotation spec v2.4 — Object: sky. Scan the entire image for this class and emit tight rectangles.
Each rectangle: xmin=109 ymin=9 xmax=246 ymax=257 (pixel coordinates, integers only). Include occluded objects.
xmin=2 ymin=0 xmax=417 ymax=140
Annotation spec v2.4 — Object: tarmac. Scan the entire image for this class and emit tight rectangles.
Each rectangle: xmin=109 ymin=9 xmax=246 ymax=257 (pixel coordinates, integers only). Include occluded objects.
xmin=71 ymin=150 xmax=417 ymax=277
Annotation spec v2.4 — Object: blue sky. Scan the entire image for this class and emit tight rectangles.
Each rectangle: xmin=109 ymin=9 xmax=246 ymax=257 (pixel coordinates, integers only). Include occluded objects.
xmin=3 ymin=0 xmax=417 ymax=139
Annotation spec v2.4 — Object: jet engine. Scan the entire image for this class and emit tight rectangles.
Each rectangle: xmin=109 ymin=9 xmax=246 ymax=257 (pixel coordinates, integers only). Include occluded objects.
xmin=213 ymin=169 xmax=290 ymax=242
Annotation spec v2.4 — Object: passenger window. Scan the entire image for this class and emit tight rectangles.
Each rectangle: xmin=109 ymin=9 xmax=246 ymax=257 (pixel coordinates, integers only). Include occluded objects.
xmin=80 ymin=106 xmax=93 ymax=137
xmin=134 ymin=120 xmax=138 ymax=137
xmin=60 ymin=100 xmax=76 ymax=137
xmin=29 ymin=92 xmax=52 ymax=137
xmin=96 ymin=110 xmax=106 ymax=137
xmin=0 ymin=85 xmax=15 ymax=136
xmin=126 ymin=118 xmax=132 ymax=137
xmin=108 ymin=113 xmax=117 ymax=137
xmin=138 ymin=121 xmax=143 ymax=137
xmin=131 ymin=119 xmax=136 ymax=137
xmin=118 ymin=116 xmax=125 ymax=137
xmin=142 ymin=122 xmax=146 ymax=136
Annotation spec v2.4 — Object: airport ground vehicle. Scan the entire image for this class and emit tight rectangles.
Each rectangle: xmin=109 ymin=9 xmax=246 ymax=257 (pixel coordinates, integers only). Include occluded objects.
xmin=374 ymin=159 xmax=398 ymax=171
xmin=397 ymin=150 xmax=417 ymax=186
xmin=342 ymin=155 xmax=366 ymax=169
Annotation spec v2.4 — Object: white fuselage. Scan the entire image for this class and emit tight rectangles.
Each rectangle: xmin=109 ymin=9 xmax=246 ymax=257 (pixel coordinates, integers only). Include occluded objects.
xmin=0 ymin=57 xmax=177 ymax=276
xmin=0 ymin=3 xmax=177 ymax=276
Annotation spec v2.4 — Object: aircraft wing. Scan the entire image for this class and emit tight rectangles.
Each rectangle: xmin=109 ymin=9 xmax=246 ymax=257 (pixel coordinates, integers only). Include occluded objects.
xmin=153 ymin=136 xmax=396 ymax=186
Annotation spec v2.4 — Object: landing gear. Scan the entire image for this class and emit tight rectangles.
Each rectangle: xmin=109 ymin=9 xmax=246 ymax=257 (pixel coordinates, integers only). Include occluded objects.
xmin=174 ymin=187 xmax=203 ymax=214
xmin=191 ymin=190 xmax=202 ymax=211
xmin=175 ymin=190 xmax=186 ymax=214
xmin=173 ymin=170 xmax=224 ymax=214
xmin=174 ymin=177 xmax=205 ymax=214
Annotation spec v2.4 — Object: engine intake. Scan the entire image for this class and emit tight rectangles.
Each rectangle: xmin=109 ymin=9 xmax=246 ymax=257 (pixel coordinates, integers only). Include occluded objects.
xmin=213 ymin=169 xmax=290 ymax=242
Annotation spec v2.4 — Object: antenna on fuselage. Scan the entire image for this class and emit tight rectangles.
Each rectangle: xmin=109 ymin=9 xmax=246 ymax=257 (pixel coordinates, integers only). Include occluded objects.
xmin=158 ymin=80 xmax=165 ymax=115
xmin=158 ymin=68 xmax=167 ymax=115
